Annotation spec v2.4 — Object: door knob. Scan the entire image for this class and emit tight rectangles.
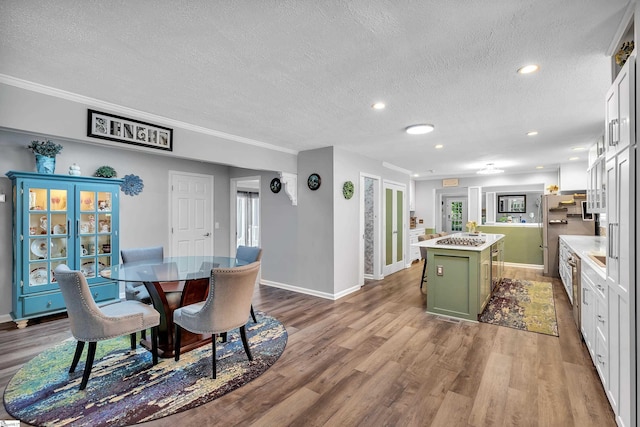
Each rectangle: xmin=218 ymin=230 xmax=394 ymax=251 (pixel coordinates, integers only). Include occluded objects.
xmin=203 ymin=232 xmax=211 ymax=237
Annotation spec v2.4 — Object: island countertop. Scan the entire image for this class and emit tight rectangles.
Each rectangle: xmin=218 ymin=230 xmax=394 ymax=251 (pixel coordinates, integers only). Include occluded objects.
xmin=413 ymin=232 xmax=505 ymax=252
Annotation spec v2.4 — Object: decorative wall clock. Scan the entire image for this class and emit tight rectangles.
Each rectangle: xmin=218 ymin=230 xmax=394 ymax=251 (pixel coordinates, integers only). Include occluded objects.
xmin=121 ymin=174 xmax=144 ymax=196
xmin=307 ymin=173 xmax=321 ymax=190
xmin=342 ymin=181 xmax=354 ymax=199
xmin=270 ymin=177 xmax=282 ymax=193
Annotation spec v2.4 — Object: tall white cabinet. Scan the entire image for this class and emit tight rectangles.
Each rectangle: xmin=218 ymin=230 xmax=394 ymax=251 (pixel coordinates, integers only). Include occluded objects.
xmin=602 ymin=51 xmax=636 ymax=427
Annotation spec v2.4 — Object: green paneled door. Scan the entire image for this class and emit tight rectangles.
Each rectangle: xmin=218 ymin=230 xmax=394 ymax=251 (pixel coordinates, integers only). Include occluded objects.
xmin=385 ymin=188 xmax=393 ymax=266
xmin=396 ymin=190 xmax=403 ymax=262
xmin=384 ymin=183 xmax=405 ymax=275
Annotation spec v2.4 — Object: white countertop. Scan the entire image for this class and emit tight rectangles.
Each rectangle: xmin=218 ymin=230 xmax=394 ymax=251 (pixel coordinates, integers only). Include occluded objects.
xmin=482 ymin=223 xmax=541 ymax=228
xmin=559 ymin=235 xmax=606 ymax=279
xmin=413 ymin=232 xmax=505 ymax=252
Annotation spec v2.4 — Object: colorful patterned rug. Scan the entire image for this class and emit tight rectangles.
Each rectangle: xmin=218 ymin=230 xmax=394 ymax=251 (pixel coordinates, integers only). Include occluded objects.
xmin=3 ymin=312 xmax=287 ymax=426
xmin=479 ymin=278 xmax=558 ymax=336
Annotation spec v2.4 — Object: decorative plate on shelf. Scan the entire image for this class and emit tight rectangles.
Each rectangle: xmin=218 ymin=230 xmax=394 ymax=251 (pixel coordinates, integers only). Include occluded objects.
xmin=53 ymin=224 xmax=66 ymax=235
xmin=29 ymin=267 xmax=48 ymax=285
xmin=30 ymin=239 xmax=49 ymax=258
xmin=270 ymin=177 xmax=282 ymax=193
xmin=307 ymin=173 xmax=321 ymax=191
xmin=342 ymin=181 xmax=354 ymax=199
xmin=81 ymin=261 xmax=106 ymax=277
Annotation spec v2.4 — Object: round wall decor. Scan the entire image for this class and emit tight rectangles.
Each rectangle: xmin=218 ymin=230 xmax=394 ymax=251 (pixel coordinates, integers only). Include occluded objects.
xmin=342 ymin=181 xmax=354 ymax=199
xmin=307 ymin=173 xmax=321 ymax=191
xmin=270 ymin=177 xmax=282 ymax=193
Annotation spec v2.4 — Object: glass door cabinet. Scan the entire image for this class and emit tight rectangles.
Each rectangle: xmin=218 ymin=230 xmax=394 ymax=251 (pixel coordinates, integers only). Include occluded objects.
xmin=6 ymin=171 xmax=123 ymax=328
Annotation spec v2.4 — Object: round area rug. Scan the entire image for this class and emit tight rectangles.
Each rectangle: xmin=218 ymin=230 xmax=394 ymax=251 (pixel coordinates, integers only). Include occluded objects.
xmin=3 ymin=312 xmax=287 ymax=427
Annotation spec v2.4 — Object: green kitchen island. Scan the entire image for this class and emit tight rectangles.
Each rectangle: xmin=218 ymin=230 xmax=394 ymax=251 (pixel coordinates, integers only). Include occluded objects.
xmin=415 ymin=233 xmax=505 ymax=321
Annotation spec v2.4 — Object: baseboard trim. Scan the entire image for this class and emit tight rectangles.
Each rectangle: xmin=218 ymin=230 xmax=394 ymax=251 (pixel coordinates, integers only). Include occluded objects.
xmin=504 ymin=262 xmax=544 ymax=270
xmin=0 ymin=313 xmax=13 ymax=324
xmin=260 ymin=280 xmax=361 ymax=301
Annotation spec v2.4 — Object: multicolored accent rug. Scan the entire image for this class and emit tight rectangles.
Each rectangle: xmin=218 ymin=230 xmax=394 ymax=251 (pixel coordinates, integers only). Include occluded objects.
xmin=479 ymin=278 xmax=558 ymax=336
xmin=3 ymin=312 xmax=287 ymax=426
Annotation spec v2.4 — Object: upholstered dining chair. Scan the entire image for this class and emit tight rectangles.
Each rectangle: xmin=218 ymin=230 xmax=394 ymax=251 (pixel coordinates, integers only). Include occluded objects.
xmin=235 ymin=245 xmax=262 ymax=323
xmin=120 ymin=246 xmax=164 ymax=304
xmin=54 ymin=264 xmax=160 ymax=391
xmin=173 ymin=261 xmax=261 ymax=379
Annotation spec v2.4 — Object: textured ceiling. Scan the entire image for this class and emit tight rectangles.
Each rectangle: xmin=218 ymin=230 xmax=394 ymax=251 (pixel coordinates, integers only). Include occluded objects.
xmin=0 ymin=0 xmax=630 ymax=179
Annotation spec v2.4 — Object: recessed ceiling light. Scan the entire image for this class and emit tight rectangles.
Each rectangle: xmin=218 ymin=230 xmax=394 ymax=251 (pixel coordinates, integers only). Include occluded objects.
xmin=572 ymin=146 xmax=586 ymax=151
xmin=536 ymin=166 xmax=544 ymax=169
xmin=569 ymin=156 xmax=580 ymax=161
xmin=405 ymin=124 xmax=435 ymax=135
xmin=412 ymin=173 xmax=420 ymax=177
xmin=518 ymin=64 xmax=539 ymax=74
xmin=435 ymin=144 xmax=443 ymax=149
xmin=527 ymin=131 xmax=538 ymax=136
xmin=372 ymin=102 xmax=386 ymax=110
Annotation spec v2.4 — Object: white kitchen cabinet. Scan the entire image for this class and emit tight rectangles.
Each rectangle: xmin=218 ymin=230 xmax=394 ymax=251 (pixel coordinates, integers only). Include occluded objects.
xmin=605 ymin=54 xmax=634 ymax=159
xmin=603 ymin=52 xmax=635 ymax=427
xmin=409 ymin=228 xmax=425 ymax=262
xmin=581 ymin=268 xmax=597 ymax=359
xmin=587 ymin=152 xmax=606 ymax=213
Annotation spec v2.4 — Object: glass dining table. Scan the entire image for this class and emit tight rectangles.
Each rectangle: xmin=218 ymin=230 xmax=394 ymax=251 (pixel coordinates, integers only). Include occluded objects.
xmin=100 ymin=256 xmax=248 ymax=358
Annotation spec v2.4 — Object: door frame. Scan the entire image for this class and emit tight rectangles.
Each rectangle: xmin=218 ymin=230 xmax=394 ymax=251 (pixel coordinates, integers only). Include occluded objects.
xmin=230 ymin=176 xmax=261 ymax=257
xmin=168 ymin=170 xmax=214 ymax=257
xmin=359 ymin=172 xmax=383 ymax=284
xmin=382 ymin=179 xmax=407 ymax=277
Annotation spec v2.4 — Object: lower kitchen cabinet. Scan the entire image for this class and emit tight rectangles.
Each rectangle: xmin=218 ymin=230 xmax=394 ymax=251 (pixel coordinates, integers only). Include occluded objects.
xmin=409 ymin=228 xmax=425 ymax=262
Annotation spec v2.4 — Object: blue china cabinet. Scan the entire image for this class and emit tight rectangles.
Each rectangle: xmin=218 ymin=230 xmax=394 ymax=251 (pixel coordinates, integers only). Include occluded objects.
xmin=6 ymin=171 xmax=123 ymax=328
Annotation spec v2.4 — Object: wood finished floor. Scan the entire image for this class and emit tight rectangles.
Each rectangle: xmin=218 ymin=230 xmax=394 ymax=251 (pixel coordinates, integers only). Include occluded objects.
xmin=0 ymin=264 xmax=616 ymax=426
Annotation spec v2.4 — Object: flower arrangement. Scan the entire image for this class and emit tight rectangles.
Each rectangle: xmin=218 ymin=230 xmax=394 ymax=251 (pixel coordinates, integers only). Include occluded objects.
xmin=94 ymin=165 xmax=117 ymax=178
xmin=27 ymin=140 xmax=63 ymax=157
xmin=466 ymin=220 xmax=478 ymax=233
xmin=547 ymin=184 xmax=559 ymax=193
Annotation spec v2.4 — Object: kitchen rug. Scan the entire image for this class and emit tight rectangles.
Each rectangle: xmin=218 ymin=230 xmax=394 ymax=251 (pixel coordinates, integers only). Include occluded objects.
xmin=3 ymin=311 xmax=287 ymax=427
xmin=479 ymin=278 xmax=558 ymax=336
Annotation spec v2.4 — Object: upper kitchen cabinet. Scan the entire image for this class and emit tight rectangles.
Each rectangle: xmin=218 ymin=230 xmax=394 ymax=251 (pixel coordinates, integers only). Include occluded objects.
xmin=605 ymin=54 xmax=635 ymax=159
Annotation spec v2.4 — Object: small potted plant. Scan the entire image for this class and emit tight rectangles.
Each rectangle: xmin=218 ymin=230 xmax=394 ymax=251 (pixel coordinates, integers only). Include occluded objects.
xmin=27 ymin=140 xmax=63 ymax=174
xmin=94 ymin=165 xmax=117 ymax=178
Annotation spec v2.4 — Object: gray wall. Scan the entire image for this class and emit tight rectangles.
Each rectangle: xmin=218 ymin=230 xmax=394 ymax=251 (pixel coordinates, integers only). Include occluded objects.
xmin=0 ymin=130 xmax=232 ymax=320
xmin=0 ymin=82 xmax=297 ymax=173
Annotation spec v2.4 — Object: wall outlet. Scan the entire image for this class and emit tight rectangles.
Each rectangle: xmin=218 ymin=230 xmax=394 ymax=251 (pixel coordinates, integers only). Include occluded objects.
xmin=437 ymin=265 xmax=444 ymax=276
xmin=0 ymin=193 xmax=5 ymax=203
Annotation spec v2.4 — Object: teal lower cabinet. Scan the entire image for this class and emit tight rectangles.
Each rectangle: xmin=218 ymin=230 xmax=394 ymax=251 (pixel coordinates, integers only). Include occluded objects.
xmin=426 ymin=248 xmax=491 ymax=321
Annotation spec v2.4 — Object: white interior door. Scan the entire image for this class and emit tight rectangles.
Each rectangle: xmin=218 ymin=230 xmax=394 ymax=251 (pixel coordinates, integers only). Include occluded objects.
xmin=169 ymin=171 xmax=214 ymax=256
xmin=383 ymin=182 xmax=405 ymax=276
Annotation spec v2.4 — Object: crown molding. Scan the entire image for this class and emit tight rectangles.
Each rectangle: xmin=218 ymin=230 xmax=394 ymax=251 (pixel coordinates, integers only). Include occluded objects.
xmin=382 ymin=161 xmax=412 ymax=175
xmin=0 ymin=74 xmax=298 ymax=156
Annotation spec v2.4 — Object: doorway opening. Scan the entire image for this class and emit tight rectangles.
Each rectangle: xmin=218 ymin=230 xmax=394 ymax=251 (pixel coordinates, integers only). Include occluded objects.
xmin=443 ymin=196 xmax=468 ymax=233
xmin=230 ymin=177 xmax=261 ymax=256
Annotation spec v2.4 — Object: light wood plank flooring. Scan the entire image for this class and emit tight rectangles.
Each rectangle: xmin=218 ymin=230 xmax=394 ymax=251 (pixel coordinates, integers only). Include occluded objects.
xmin=0 ymin=264 xmax=615 ymax=426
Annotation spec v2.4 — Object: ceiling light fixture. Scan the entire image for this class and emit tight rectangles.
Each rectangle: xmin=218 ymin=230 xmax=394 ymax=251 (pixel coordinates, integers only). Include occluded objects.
xmin=372 ymin=102 xmax=386 ymax=110
xmin=527 ymin=131 xmax=538 ymax=136
xmin=572 ymin=147 xmax=585 ymax=151
xmin=405 ymin=124 xmax=435 ymax=135
xmin=476 ymin=163 xmax=504 ymax=175
xmin=536 ymin=166 xmax=544 ymax=169
xmin=569 ymin=156 xmax=580 ymax=161
xmin=435 ymin=144 xmax=443 ymax=149
xmin=517 ymin=64 xmax=539 ymax=74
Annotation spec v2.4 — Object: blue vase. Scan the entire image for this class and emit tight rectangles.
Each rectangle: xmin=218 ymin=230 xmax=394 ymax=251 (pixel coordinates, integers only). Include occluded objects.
xmin=35 ymin=154 xmax=56 ymax=174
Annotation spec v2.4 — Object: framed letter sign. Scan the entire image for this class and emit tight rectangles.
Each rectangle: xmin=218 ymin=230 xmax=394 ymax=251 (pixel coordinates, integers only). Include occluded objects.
xmin=87 ymin=109 xmax=173 ymax=152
